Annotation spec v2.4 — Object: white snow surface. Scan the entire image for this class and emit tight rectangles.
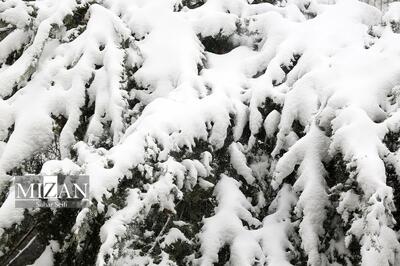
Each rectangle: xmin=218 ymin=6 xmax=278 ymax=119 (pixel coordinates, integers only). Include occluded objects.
xmin=1 ymin=0 xmax=400 ymax=265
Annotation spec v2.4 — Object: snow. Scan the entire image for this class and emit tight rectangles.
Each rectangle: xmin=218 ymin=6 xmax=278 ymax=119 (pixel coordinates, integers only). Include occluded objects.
xmin=1 ymin=0 xmax=400 ymax=265
xmin=0 ymin=186 xmax=24 ymax=238
xmin=160 ymin=227 xmax=190 ymax=248
xmin=264 ymin=110 xmax=281 ymax=138
xmin=229 ymin=142 xmax=255 ymax=184
xmin=27 ymin=241 xmax=59 ymax=266
xmin=198 ymin=175 xmax=261 ymax=265
xmin=259 ymin=184 xmax=297 ymax=266
xmin=0 ymin=0 xmax=32 ymax=28
xmin=383 ymin=2 xmax=400 ymax=22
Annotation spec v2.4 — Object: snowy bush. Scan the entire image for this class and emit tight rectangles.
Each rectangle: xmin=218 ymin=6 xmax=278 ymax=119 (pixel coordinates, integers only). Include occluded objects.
xmin=1 ymin=0 xmax=400 ymax=265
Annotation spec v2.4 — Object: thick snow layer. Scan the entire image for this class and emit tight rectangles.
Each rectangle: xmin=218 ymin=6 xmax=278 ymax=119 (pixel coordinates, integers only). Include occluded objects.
xmin=198 ymin=175 xmax=262 ymax=265
xmin=2 ymin=0 xmax=400 ymax=265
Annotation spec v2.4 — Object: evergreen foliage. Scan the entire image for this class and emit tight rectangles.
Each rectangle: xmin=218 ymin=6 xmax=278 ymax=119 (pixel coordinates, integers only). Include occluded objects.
xmin=1 ymin=0 xmax=400 ymax=265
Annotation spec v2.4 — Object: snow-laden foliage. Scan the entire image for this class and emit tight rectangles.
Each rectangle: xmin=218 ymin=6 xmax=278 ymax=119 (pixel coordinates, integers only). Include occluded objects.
xmin=1 ymin=0 xmax=400 ymax=265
